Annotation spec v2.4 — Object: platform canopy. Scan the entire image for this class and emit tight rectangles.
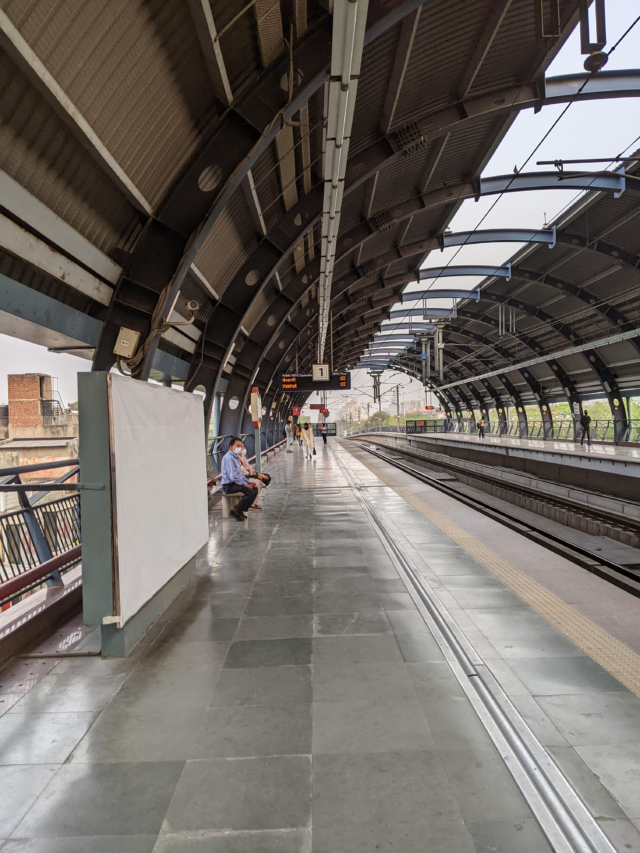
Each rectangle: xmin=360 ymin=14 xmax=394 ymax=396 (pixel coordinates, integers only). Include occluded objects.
xmin=1 ymin=0 xmax=639 ymax=436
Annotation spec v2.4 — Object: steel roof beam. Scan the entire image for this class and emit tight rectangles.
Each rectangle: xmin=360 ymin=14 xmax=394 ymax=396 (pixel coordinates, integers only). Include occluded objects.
xmin=186 ymin=0 xmax=234 ymax=106
xmin=442 ymin=228 xmax=556 ymax=248
xmin=401 ymin=288 xmax=481 ymax=301
xmin=197 ymin=69 xmax=640 ymax=398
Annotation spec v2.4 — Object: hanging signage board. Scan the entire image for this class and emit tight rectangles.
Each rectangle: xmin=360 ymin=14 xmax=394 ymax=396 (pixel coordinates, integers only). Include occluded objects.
xmin=310 ymin=404 xmax=324 ymax=410
xmin=292 ymin=406 xmax=302 ymax=416
xmin=279 ymin=372 xmax=351 ymax=392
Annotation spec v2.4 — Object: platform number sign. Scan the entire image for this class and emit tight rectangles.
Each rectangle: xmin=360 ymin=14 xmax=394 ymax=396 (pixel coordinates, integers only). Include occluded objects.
xmin=312 ymin=364 xmax=330 ymax=382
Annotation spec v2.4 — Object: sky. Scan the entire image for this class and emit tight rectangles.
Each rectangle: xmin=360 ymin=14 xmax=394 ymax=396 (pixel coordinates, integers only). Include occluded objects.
xmin=1 ymin=1 xmax=639 ymax=415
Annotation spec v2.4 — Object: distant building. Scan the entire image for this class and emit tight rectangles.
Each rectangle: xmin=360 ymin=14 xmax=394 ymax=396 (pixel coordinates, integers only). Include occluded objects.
xmin=0 ymin=374 xmax=78 ymax=511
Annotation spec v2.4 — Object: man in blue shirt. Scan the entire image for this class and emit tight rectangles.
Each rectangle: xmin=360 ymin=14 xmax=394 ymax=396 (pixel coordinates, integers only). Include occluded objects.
xmin=220 ymin=437 xmax=258 ymax=521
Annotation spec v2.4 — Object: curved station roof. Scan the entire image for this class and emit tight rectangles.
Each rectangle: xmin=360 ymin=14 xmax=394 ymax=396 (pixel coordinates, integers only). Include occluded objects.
xmin=0 ymin=0 xmax=639 ymax=434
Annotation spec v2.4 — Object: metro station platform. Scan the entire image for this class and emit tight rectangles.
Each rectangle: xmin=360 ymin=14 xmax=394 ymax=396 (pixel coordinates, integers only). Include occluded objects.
xmin=1 ymin=441 xmax=640 ymax=851
xmin=400 ymin=430 xmax=640 ymax=476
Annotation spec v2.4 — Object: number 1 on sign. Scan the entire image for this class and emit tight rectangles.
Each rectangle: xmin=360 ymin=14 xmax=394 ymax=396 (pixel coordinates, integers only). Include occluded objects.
xmin=312 ymin=364 xmax=330 ymax=381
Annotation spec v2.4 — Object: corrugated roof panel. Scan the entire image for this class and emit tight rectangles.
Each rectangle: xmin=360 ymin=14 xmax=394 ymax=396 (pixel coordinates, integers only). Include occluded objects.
xmin=392 ymin=0 xmax=491 ymax=129
xmin=3 ymin=0 xmax=220 ymax=206
xmin=350 ymin=23 xmax=401 ymax=157
xmin=0 ymin=51 xmax=137 ymax=254
xmin=193 ymin=187 xmax=258 ymax=298
xmin=252 ymin=143 xmax=286 ymax=233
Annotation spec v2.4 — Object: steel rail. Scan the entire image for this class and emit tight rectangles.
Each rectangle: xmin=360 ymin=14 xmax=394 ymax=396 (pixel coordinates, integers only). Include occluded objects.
xmin=332 ymin=444 xmax=617 ymax=853
xmin=352 ymin=438 xmax=640 ymax=597
xmin=361 ymin=434 xmax=640 ymax=537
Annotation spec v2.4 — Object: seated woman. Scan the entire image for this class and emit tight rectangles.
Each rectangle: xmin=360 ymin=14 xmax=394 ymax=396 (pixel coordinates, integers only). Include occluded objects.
xmin=239 ymin=448 xmax=265 ymax=510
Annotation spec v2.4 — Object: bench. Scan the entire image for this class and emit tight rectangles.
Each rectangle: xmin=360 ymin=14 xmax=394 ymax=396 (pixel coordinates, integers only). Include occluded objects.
xmin=220 ymin=492 xmax=243 ymax=518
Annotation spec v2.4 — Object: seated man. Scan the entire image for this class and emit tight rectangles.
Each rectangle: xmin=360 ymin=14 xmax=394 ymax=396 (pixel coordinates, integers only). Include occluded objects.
xmin=220 ymin=437 xmax=258 ymax=521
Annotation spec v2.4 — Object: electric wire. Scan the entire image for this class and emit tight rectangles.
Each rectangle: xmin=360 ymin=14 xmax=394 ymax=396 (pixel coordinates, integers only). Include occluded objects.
xmin=375 ymin=17 xmax=640 ymax=368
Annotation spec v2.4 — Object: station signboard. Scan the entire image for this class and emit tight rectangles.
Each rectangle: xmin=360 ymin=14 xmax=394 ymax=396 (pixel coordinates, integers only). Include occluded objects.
xmin=278 ymin=372 xmax=351 ymax=392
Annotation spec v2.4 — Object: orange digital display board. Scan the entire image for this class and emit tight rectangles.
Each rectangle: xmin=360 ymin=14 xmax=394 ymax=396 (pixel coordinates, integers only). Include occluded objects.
xmin=278 ymin=373 xmax=351 ymax=392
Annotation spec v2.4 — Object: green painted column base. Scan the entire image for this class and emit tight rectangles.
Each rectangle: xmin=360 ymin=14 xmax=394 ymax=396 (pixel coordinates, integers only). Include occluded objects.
xmin=100 ymin=554 xmax=197 ymax=658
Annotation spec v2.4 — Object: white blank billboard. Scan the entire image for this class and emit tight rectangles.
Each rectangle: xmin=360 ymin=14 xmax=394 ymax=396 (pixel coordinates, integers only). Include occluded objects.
xmin=110 ymin=375 xmax=208 ymax=624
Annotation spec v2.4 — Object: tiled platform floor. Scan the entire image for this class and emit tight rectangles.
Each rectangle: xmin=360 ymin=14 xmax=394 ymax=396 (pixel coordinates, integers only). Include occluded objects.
xmin=0 ymin=441 xmax=639 ymax=851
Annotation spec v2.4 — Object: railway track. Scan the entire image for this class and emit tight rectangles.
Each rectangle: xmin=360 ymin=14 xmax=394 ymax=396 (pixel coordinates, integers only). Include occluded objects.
xmin=351 ymin=439 xmax=640 ymax=599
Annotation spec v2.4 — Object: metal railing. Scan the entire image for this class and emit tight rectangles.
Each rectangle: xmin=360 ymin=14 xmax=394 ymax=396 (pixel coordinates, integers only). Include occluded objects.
xmin=358 ymin=418 xmax=640 ymax=445
xmin=1 ymin=459 xmax=81 ymax=607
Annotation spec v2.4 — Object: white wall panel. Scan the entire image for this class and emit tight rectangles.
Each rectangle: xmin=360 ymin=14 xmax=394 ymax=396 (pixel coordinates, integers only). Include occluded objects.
xmin=110 ymin=374 xmax=208 ymax=624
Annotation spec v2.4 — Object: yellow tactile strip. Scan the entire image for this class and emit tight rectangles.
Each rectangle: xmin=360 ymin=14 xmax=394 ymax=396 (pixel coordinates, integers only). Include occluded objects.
xmin=344 ymin=443 xmax=640 ymax=699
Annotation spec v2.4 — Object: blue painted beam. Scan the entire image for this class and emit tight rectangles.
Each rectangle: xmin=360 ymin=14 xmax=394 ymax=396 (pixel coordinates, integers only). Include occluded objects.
xmin=402 ymin=288 xmax=481 ymax=301
xmin=390 ymin=308 xmax=454 ymax=318
xmin=442 ymin=228 xmax=555 ymax=249
xmin=418 ymin=266 xmax=511 ymax=282
xmin=0 ymin=273 xmax=190 ymax=380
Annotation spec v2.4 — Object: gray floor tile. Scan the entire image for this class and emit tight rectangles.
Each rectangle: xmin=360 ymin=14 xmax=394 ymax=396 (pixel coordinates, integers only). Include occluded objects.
xmin=251 ymin=581 xmax=315 ymax=597
xmin=196 ymin=704 xmax=311 ymax=757
xmin=313 ymin=556 xmax=368 ymax=568
xmin=419 ymin=697 xmax=494 ymax=751
xmin=575 ymin=743 xmax=640 ymax=819
xmin=440 ymin=575 xmax=507 ymax=590
xmin=224 ymin=639 xmax=312 ymax=668
xmin=313 ymin=698 xmax=434 ymax=754
xmin=161 ymin=756 xmax=311 ymax=832
xmin=379 ymin=592 xmax=418 ymax=612
xmin=547 ymin=745 xmax=629 ymax=820
xmin=0 ymin=766 xmax=59 ymax=837
xmin=537 ymin=693 xmax=640 ymax=746
xmin=313 ymin=612 xmax=391 ymax=636
xmin=69 ymin=708 xmax=205 ymax=763
xmin=235 ymin=615 xmax=313 ymax=640
xmin=374 ymin=579 xmax=407 ymax=593
xmin=0 ymin=713 xmax=97 ymax=765
xmin=312 ymin=751 xmax=473 ymax=853
xmin=312 ymin=662 xmax=416 ymax=703
xmin=1 ymin=838 xmax=157 ymax=852
xmin=450 ymin=588 xmax=525 ymax=609
xmin=209 ymin=666 xmax=312 ymax=707
xmin=0 ymin=660 xmax=58 ymax=695
xmin=139 ymin=641 xmax=230 ymax=673
xmin=312 ymin=635 xmax=402 ymax=665
xmin=244 ymin=595 xmax=315 ymax=617
xmin=158 ymin=617 xmax=239 ymax=643
xmin=505 ymin=656 xmax=627 ymax=697
xmin=153 ymin=828 xmax=311 ymax=852
xmin=467 ymin=818 xmax=552 ymax=852
xmin=6 ymin=670 xmax=129 ymax=715
xmin=507 ymin=694 xmax=569 ymax=747
xmin=407 ymin=661 xmax=467 ymax=700
xmin=394 ymin=632 xmax=445 ymax=662
xmin=313 ymin=593 xmax=383 ymax=614
xmin=13 ymin=762 xmax=183 ymax=837
xmin=313 ymin=578 xmax=376 ymax=594
xmin=439 ymin=747 xmax=533 ymax=821
xmin=386 ymin=610 xmax=430 ymax=634
xmin=482 ymin=628 xmax=585 ymax=659
xmin=207 ymin=595 xmax=250 ymax=619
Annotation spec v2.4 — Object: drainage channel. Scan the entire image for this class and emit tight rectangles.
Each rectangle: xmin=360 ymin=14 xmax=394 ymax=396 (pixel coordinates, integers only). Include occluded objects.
xmin=332 ymin=444 xmax=617 ymax=853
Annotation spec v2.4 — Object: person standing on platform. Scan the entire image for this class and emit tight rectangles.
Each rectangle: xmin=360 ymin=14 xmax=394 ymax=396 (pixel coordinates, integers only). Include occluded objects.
xmin=296 ymin=423 xmax=303 ymax=447
xmin=580 ymin=409 xmax=591 ymax=446
xmin=320 ymin=422 xmax=328 ymax=445
xmin=477 ymin=416 xmax=485 ymax=440
xmin=220 ymin=437 xmax=258 ymax=521
xmin=302 ymin=422 xmax=315 ymax=459
xmin=285 ymin=418 xmax=294 ymax=452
